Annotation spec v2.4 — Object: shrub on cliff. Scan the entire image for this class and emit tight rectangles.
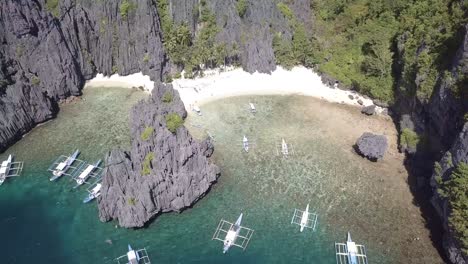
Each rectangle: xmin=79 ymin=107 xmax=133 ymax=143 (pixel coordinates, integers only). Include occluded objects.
xmin=120 ymin=0 xmax=137 ymax=20
xmin=165 ymin=113 xmax=184 ymax=133
xmin=162 ymin=91 xmax=173 ymax=103
xmin=440 ymin=162 xmax=468 ymax=255
xmin=45 ymin=0 xmax=60 ymax=17
xmin=400 ymin=128 xmax=420 ymax=150
xmin=140 ymin=127 xmax=154 ymax=141
xmin=236 ymin=0 xmax=248 ymax=18
xmin=141 ymin=152 xmax=154 ymax=176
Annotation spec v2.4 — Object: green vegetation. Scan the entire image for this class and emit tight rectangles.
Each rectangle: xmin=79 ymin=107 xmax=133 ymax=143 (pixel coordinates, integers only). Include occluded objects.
xmin=127 ymin=197 xmax=137 ymax=206
xmin=155 ymin=0 xmax=238 ymax=78
xmin=165 ymin=113 xmax=184 ymax=133
xmin=273 ymin=2 xmax=316 ymax=70
xmin=277 ymin=3 xmax=294 ymax=21
xmin=143 ymin=53 xmax=150 ymax=63
xmin=162 ymin=91 xmax=173 ymax=103
xmin=120 ymin=0 xmax=137 ymax=20
xmin=112 ymin=65 xmax=118 ymax=74
xmin=236 ymin=0 xmax=248 ymax=18
xmin=304 ymin=0 xmax=467 ymax=103
xmin=31 ymin=76 xmax=41 ymax=86
xmin=46 ymin=0 xmax=60 ymax=17
xmin=400 ymin=128 xmax=420 ymax=150
xmin=15 ymin=45 xmax=24 ymax=58
xmin=140 ymin=126 xmax=154 ymax=141
xmin=439 ymin=162 xmax=468 ymax=255
xmin=141 ymin=152 xmax=154 ymax=176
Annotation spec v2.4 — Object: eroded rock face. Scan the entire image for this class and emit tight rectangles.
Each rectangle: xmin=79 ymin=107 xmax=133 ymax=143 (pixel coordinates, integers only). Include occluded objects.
xmin=355 ymin=132 xmax=388 ymax=161
xmin=430 ymin=122 xmax=468 ymax=264
xmin=97 ymin=83 xmax=220 ymax=228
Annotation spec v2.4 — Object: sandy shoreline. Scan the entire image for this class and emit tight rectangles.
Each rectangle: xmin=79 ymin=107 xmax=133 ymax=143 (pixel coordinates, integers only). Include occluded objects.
xmin=84 ymin=67 xmax=384 ymax=113
xmin=84 ymin=73 xmax=154 ymax=92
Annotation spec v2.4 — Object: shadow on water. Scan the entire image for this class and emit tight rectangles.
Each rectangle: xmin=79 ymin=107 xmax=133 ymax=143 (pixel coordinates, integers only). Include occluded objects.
xmin=0 ymin=196 xmax=72 ymax=264
xmin=402 ymin=137 xmax=449 ymax=263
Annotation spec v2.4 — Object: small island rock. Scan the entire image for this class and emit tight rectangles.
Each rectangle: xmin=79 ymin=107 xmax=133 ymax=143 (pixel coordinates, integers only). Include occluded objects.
xmin=355 ymin=132 xmax=388 ymax=161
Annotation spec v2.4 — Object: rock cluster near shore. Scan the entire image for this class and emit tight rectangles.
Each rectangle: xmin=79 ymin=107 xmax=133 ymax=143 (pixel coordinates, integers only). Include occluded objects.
xmin=355 ymin=133 xmax=388 ymax=161
xmin=98 ymin=83 xmax=220 ymax=228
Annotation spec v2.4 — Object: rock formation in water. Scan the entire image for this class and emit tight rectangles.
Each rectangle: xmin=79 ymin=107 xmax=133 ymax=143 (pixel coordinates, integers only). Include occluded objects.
xmin=355 ymin=133 xmax=388 ymax=161
xmin=98 ymin=83 xmax=220 ymax=228
xmin=0 ymin=0 xmax=466 ymax=262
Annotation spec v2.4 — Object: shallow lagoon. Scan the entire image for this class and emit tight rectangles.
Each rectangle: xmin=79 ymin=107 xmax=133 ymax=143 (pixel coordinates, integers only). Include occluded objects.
xmin=0 ymin=88 xmax=442 ymax=263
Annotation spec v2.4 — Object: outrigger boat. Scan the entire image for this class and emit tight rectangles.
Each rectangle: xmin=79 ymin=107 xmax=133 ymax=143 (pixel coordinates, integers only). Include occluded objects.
xmin=281 ymin=138 xmax=289 ymax=156
xmin=242 ymin=136 xmax=249 ymax=152
xmin=0 ymin=155 xmax=24 ymax=185
xmin=74 ymin=160 xmax=101 ymax=188
xmin=249 ymin=102 xmax=256 ymax=113
xmin=335 ymin=232 xmax=368 ymax=264
xmin=83 ymin=182 xmax=102 ymax=203
xmin=50 ymin=149 xmax=80 ymax=181
xmin=291 ymin=203 xmax=318 ymax=232
xmin=276 ymin=138 xmax=294 ymax=157
xmin=0 ymin=155 xmax=12 ymax=185
xmin=212 ymin=213 xmax=254 ymax=254
xmin=116 ymin=244 xmax=151 ymax=264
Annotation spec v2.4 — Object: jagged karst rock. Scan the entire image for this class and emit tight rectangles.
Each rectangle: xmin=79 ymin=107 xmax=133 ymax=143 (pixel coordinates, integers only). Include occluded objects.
xmin=97 ymin=83 xmax=220 ymax=228
xmin=361 ymin=105 xmax=376 ymax=115
xmin=0 ymin=0 xmax=314 ymax=152
xmin=430 ymin=122 xmax=468 ymax=264
xmin=355 ymin=132 xmax=388 ymax=161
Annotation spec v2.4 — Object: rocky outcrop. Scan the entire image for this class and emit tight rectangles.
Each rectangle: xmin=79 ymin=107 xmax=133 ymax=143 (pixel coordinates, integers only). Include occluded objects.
xmin=361 ymin=105 xmax=376 ymax=116
xmin=98 ymin=83 xmax=220 ymax=228
xmin=355 ymin=133 xmax=388 ymax=161
xmin=430 ymin=123 xmax=468 ymax=264
xmin=0 ymin=0 xmax=313 ymax=153
xmin=0 ymin=0 xmax=166 ymax=152
xmin=395 ymin=24 xmax=468 ymax=263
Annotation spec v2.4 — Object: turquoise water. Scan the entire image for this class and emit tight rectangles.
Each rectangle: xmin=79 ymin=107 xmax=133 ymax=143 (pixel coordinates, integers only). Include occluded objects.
xmin=0 ymin=88 xmax=442 ymax=263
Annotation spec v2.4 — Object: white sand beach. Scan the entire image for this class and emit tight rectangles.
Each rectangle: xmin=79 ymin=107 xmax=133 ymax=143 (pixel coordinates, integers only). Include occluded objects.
xmin=172 ymin=66 xmax=384 ymax=113
xmin=85 ymin=72 xmax=154 ymax=92
xmin=84 ymin=67 xmax=384 ymax=114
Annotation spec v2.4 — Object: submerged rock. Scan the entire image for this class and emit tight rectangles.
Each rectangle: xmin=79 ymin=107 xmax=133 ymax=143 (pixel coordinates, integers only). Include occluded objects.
xmin=98 ymin=83 xmax=220 ymax=228
xmin=355 ymin=133 xmax=388 ymax=161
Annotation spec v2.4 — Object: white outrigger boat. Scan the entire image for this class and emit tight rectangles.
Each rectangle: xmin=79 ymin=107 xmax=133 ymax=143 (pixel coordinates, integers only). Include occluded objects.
xmin=291 ymin=203 xmax=318 ymax=232
xmin=249 ymin=102 xmax=256 ymax=114
xmin=242 ymin=136 xmax=249 ymax=152
xmin=281 ymin=138 xmax=289 ymax=156
xmin=212 ymin=213 xmax=254 ymax=254
xmin=193 ymin=105 xmax=202 ymax=116
xmin=49 ymin=149 xmax=80 ymax=181
xmin=116 ymin=244 xmax=151 ymax=264
xmin=335 ymin=232 xmax=368 ymax=264
xmin=83 ymin=182 xmax=102 ymax=203
xmin=0 ymin=155 xmax=24 ymax=185
xmin=73 ymin=160 xmax=102 ymax=188
xmin=276 ymin=138 xmax=294 ymax=157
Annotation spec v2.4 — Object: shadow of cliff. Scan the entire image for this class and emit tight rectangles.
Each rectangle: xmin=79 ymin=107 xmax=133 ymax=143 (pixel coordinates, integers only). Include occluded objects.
xmin=401 ymin=140 xmax=450 ymax=262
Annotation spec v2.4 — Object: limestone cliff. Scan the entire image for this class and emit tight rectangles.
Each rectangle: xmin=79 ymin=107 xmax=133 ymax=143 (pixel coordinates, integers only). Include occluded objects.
xmin=98 ymin=83 xmax=220 ymax=228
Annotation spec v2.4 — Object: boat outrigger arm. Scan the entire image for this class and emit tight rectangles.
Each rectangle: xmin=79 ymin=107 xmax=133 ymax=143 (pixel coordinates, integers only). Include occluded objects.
xmin=291 ymin=204 xmax=318 ymax=232
xmin=212 ymin=213 xmax=255 ymax=253
xmin=115 ymin=244 xmax=151 ymax=264
xmin=335 ymin=232 xmax=368 ymax=264
xmin=48 ymin=149 xmax=82 ymax=181
xmin=73 ymin=160 xmax=103 ymax=188
xmin=0 ymin=155 xmax=24 ymax=185
xmin=276 ymin=138 xmax=294 ymax=157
